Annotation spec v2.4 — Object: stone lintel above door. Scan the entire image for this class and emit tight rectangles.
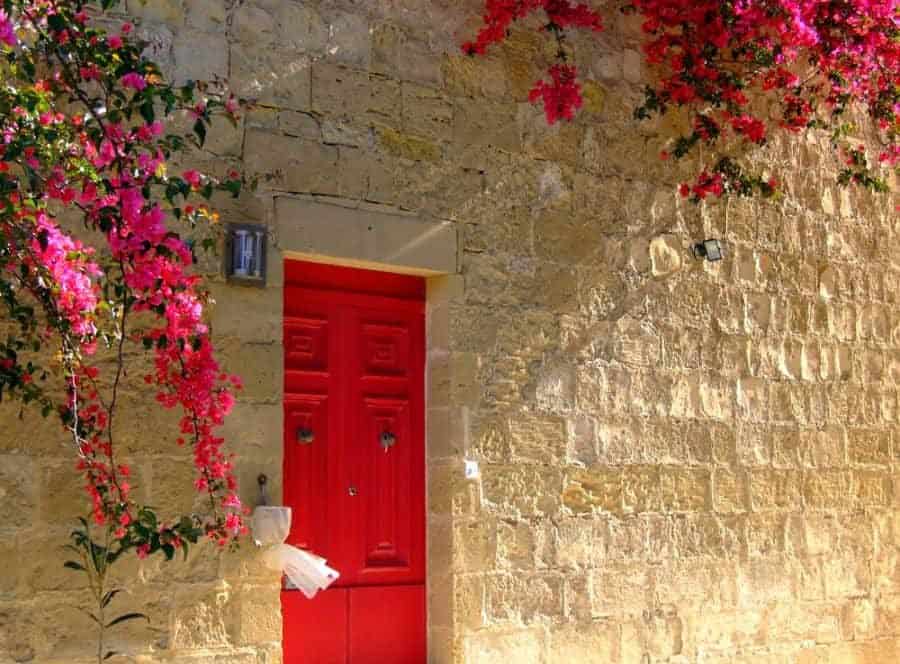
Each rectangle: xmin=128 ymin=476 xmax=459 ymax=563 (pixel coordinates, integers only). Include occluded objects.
xmin=274 ymin=196 xmax=458 ymax=276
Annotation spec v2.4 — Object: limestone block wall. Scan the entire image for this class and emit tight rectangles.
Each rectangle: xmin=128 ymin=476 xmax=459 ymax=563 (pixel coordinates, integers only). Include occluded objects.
xmin=1 ymin=0 xmax=899 ymax=662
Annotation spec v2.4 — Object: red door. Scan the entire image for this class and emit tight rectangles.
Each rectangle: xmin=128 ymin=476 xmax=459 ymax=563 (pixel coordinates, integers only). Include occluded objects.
xmin=282 ymin=260 xmax=426 ymax=664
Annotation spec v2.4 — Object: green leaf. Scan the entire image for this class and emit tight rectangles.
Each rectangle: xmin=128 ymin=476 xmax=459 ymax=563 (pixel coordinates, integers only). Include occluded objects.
xmin=106 ymin=612 xmax=148 ymax=629
xmin=63 ymin=560 xmax=86 ymax=572
xmin=193 ymin=119 xmax=207 ymax=147
xmin=139 ymin=100 xmax=155 ymax=124
xmin=102 ymin=589 xmax=124 ymax=608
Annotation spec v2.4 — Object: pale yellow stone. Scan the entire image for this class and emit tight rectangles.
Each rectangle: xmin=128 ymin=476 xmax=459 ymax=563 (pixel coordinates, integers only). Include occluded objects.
xmin=2 ymin=1 xmax=898 ymax=662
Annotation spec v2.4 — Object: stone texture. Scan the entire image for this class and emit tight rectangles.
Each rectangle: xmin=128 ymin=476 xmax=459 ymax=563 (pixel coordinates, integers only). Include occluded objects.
xmin=1 ymin=0 xmax=897 ymax=662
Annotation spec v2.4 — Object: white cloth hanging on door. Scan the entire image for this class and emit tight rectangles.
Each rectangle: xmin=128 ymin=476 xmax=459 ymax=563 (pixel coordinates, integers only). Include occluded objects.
xmin=252 ymin=506 xmax=340 ymax=599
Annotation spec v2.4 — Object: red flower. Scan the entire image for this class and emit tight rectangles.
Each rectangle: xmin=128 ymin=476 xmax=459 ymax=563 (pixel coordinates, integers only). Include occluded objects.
xmin=528 ymin=64 xmax=583 ymax=124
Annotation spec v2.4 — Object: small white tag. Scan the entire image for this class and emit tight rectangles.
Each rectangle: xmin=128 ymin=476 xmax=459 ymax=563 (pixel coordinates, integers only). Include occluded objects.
xmin=464 ymin=459 xmax=480 ymax=480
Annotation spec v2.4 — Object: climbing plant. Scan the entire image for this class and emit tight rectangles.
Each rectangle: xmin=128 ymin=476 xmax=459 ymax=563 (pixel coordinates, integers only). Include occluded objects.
xmin=463 ymin=0 xmax=899 ymax=200
xmin=0 ymin=0 xmax=247 ymax=596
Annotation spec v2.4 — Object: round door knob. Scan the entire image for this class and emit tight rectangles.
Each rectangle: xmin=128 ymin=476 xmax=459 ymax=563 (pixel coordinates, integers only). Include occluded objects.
xmin=348 ymin=486 xmax=358 ymax=496
xmin=296 ymin=427 xmax=314 ymax=444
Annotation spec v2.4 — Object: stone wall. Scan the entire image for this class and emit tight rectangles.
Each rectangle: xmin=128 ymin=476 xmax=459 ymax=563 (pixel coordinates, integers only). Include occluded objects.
xmin=1 ymin=0 xmax=900 ymax=662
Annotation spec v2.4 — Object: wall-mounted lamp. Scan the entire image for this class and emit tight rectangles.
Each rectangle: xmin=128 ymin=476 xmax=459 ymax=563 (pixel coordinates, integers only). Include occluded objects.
xmin=226 ymin=223 xmax=267 ymax=285
xmin=692 ymin=238 xmax=724 ymax=262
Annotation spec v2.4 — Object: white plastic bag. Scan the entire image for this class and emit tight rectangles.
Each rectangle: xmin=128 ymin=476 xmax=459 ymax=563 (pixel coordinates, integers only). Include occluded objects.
xmin=252 ymin=506 xmax=339 ymax=599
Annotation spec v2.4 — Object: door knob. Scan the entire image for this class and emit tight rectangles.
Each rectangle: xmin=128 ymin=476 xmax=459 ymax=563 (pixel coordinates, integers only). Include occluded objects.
xmin=296 ymin=427 xmax=314 ymax=444
xmin=348 ymin=486 xmax=358 ymax=496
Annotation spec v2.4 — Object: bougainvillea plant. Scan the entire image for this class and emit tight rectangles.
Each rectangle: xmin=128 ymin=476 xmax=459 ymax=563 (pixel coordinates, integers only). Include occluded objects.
xmin=463 ymin=0 xmax=899 ymax=201
xmin=0 ymin=0 xmax=247 ymax=570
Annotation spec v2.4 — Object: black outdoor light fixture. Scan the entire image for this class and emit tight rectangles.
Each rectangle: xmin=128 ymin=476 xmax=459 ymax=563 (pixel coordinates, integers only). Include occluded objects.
xmin=692 ymin=238 xmax=724 ymax=262
xmin=225 ymin=223 xmax=267 ymax=285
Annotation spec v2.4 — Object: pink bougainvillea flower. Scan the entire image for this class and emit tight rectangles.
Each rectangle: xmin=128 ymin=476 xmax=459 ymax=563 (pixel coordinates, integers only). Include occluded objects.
xmin=464 ymin=0 xmax=899 ymax=200
xmin=182 ymin=169 xmax=202 ymax=189
xmin=0 ymin=10 xmax=17 ymax=47
xmin=121 ymin=72 xmax=147 ymax=91
xmin=0 ymin=0 xmax=247 ymax=550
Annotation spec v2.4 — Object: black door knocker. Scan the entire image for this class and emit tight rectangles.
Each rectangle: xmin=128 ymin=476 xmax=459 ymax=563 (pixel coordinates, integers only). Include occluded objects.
xmin=380 ymin=431 xmax=396 ymax=452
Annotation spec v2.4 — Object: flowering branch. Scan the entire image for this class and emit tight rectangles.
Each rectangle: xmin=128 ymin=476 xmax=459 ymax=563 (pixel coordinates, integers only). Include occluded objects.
xmin=463 ymin=0 xmax=899 ymax=200
xmin=0 ymin=0 xmax=248 ymax=567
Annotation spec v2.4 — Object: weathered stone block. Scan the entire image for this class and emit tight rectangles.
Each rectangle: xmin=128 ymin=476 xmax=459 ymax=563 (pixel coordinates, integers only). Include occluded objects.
xmin=402 ymin=83 xmax=453 ymax=141
xmin=749 ymin=469 xmax=801 ymax=510
xmin=171 ymin=583 xmax=233 ymax=649
xmin=244 ymin=129 xmax=338 ymax=194
xmin=848 ymin=428 xmax=891 ymax=465
xmin=128 ymin=0 xmax=184 ymax=25
xmin=0 ymin=401 xmax=68 ymax=454
xmin=172 ymin=31 xmax=228 ymax=84
xmin=660 ymin=467 xmax=711 ymax=512
xmin=372 ymin=23 xmax=441 ymax=85
xmin=508 ymin=414 xmax=566 ymax=465
xmin=803 ymin=470 xmax=852 ymax=509
xmin=311 ymin=64 xmax=400 ymax=121
xmin=233 ymin=584 xmax=282 ymax=645
xmin=485 ymin=572 xmax=563 ymax=623
xmin=429 ymin=462 xmax=481 ymax=518
xmin=0 ymin=455 xmax=35 ymax=529
xmin=713 ymin=469 xmax=748 ymax=513
xmin=554 ymin=517 xmax=594 ymax=570
xmin=454 ymin=519 xmax=498 ymax=573
xmin=321 ymin=11 xmax=370 ymax=66
xmin=482 ymin=465 xmax=563 ymax=518
xmin=0 ymin=537 xmax=16 ymax=596
xmin=184 ymin=0 xmax=225 ymax=32
xmin=452 ymin=101 xmax=521 ymax=153
xmin=230 ymin=46 xmax=312 ymax=111
xmin=591 ymin=565 xmax=652 ymax=617
xmin=563 ymin=467 xmax=622 ymax=514
xmin=216 ymin=339 xmax=281 ymax=403
xmin=463 ymin=627 xmax=545 ymax=663
xmin=547 ymin=621 xmax=619 ymax=663
xmin=230 ymin=3 xmax=276 ymax=45
xmin=621 ymin=465 xmax=662 ymax=514
xmin=376 ymin=125 xmax=442 ymax=162
xmin=852 ymin=470 xmax=892 ymax=507
xmin=39 ymin=460 xmax=87 ymax=525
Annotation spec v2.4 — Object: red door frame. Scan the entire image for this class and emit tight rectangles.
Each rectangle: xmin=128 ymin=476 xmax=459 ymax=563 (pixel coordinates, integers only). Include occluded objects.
xmin=282 ymin=259 xmax=427 ymax=663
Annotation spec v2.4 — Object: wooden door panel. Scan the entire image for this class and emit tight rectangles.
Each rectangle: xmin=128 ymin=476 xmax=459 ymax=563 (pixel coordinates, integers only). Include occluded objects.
xmin=283 ymin=588 xmax=348 ymax=664
xmin=357 ymin=397 xmax=413 ymax=582
xmin=283 ymin=394 xmax=330 ymax=553
xmin=360 ymin=322 xmax=410 ymax=378
xmin=345 ymin=305 xmax=425 ymax=587
xmin=284 ymin=316 xmax=329 ymax=372
xmin=348 ymin=585 xmax=426 ymax=664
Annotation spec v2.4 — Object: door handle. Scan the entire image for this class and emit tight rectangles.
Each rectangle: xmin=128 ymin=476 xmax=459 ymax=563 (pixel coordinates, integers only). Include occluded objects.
xmin=348 ymin=486 xmax=358 ymax=497
xmin=296 ymin=427 xmax=314 ymax=444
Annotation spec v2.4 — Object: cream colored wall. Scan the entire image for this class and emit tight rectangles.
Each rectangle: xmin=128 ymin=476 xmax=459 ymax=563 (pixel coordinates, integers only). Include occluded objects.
xmin=1 ymin=0 xmax=900 ymax=662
